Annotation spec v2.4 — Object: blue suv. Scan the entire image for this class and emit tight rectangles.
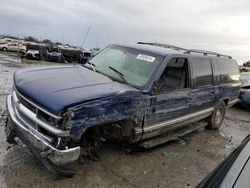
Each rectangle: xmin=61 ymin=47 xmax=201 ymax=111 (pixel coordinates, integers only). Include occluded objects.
xmin=5 ymin=42 xmax=240 ymax=176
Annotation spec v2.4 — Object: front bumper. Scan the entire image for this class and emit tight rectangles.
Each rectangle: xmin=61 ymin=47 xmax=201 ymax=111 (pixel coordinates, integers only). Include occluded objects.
xmin=26 ymin=54 xmax=41 ymax=60
xmin=5 ymin=94 xmax=80 ymax=166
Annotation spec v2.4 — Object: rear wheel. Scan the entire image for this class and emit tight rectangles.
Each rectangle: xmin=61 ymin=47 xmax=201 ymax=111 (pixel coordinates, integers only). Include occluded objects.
xmin=207 ymin=101 xmax=226 ymax=129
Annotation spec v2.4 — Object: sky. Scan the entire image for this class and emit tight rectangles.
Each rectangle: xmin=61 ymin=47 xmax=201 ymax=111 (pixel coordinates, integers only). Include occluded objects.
xmin=1 ymin=0 xmax=250 ymax=63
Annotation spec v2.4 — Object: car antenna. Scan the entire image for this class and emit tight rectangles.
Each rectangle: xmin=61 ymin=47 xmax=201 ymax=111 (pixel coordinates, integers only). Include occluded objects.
xmin=80 ymin=26 xmax=91 ymax=50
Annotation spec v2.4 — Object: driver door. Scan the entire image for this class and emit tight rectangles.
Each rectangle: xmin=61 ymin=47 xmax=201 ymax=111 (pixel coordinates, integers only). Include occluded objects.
xmin=144 ymin=57 xmax=192 ymax=136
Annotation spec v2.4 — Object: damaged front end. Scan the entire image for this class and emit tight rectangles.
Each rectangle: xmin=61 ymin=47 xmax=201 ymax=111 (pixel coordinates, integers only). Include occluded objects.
xmin=5 ymin=90 xmax=80 ymax=177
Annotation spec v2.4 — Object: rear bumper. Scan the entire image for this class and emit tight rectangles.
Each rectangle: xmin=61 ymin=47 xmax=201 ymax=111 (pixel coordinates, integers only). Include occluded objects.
xmin=6 ymin=94 xmax=80 ymax=166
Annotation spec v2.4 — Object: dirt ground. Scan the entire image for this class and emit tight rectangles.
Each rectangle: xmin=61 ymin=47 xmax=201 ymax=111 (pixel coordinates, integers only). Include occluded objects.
xmin=0 ymin=52 xmax=250 ymax=188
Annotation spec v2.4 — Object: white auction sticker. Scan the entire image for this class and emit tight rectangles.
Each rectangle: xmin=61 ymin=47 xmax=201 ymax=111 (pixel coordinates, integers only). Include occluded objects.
xmin=136 ymin=54 xmax=155 ymax=62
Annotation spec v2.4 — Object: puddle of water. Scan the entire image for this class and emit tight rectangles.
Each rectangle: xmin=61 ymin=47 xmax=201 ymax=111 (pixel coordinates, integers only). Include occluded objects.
xmin=0 ymin=110 xmax=8 ymax=188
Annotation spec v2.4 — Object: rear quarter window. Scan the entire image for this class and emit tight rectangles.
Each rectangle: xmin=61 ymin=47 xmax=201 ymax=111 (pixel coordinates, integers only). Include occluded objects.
xmin=192 ymin=58 xmax=213 ymax=87
xmin=217 ymin=59 xmax=240 ymax=84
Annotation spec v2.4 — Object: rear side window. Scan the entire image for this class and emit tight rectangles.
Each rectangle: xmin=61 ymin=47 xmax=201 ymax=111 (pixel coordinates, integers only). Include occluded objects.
xmin=192 ymin=58 xmax=213 ymax=87
xmin=217 ymin=59 xmax=240 ymax=83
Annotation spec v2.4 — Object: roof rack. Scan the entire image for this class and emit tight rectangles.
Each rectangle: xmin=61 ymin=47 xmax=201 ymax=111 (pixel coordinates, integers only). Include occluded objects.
xmin=137 ymin=42 xmax=232 ymax=59
xmin=137 ymin=42 xmax=187 ymax=51
xmin=185 ymin=49 xmax=232 ymax=59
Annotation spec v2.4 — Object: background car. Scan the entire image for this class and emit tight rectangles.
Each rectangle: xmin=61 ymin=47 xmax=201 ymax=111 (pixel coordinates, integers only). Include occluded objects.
xmin=79 ymin=50 xmax=92 ymax=63
xmin=238 ymin=72 xmax=250 ymax=108
xmin=198 ymin=135 xmax=250 ymax=188
xmin=0 ymin=37 xmax=15 ymax=44
xmin=0 ymin=43 xmax=26 ymax=53
xmin=24 ymin=49 xmax=41 ymax=60
xmin=46 ymin=47 xmax=62 ymax=62
xmin=239 ymin=66 xmax=248 ymax=72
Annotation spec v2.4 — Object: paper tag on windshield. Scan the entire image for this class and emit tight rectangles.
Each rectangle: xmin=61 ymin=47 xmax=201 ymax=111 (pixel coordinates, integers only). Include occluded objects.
xmin=136 ymin=54 xmax=155 ymax=62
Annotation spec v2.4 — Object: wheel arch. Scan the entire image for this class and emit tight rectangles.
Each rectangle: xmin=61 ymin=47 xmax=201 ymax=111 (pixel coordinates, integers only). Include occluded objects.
xmin=78 ymin=118 xmax=139 ymax=142
xmin=223 ymin=98 xmax=229 ymax=106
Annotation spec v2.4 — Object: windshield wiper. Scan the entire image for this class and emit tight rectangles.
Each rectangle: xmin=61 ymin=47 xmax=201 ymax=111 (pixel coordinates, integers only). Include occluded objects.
xmin=108 ymin=66 xmax=127 ymax=83
xmin=86 ymin=61 xmax=96 ymax=72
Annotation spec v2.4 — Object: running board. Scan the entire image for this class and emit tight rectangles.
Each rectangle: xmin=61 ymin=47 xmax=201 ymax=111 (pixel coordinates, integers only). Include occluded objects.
xmin=138 ymin=121 xmax=207 ymax=148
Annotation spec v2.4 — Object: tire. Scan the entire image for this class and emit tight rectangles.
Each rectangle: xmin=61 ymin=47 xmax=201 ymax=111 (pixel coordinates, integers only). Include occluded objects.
xmin=19 ymin=49 xmax=25 ymax=54
xmin=207 ymin=101 xmax=226 ymax=129
xmin=2 ymin=47 xmax=7 ymax=51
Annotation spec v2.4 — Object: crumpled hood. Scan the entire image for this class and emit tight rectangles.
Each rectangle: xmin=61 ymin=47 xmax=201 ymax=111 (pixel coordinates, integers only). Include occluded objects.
xmin=14 ymin=65 xmax=139 ymax=113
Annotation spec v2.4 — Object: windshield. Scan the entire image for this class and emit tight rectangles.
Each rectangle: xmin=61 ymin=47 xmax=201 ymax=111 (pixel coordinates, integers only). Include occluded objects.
xmin=84 ymin=52 xmax=91 ymax=57
xmin=85 ymin=45 xmax=162 ymax=88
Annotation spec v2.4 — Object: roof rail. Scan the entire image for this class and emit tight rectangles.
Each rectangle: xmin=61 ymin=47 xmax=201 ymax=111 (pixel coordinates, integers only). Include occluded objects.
xmin=185 ymin=49 xmax=232 ymax=59
xmin=137 ymin=42 xmax=187 ymax=51
xmin=137 ymin=42 xmax=232 ymax=59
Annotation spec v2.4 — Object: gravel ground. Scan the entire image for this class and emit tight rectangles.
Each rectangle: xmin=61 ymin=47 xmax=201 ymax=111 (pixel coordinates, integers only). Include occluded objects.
xmin=0 ymin=52 xmax=250 ymax=188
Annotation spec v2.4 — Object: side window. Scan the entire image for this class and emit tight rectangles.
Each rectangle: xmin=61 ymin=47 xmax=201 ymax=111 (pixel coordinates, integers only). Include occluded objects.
xmin=157 ymin=58 xmax=189 ymax=93
xmin=192 ymin=58 xmax=213 ymax=87
xmin=217 ymin=59 xmax=240 ymax=83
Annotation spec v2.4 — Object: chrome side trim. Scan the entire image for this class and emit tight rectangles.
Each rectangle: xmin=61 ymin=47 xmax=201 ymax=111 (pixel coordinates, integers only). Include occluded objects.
xmin=13 ymin=91 xmax=69 ymax=137
xmin=220 ymin=83 xmax=241 ymax=87
xmin=135 ymin=107 xmax=214 ymax=134
xmin=232 ymin=83 xmax=241 ymax=87
xmin=14 ymin=89 xmax=62 ymax=120
xmin=228 ymin=99 xmax=238 ymax=107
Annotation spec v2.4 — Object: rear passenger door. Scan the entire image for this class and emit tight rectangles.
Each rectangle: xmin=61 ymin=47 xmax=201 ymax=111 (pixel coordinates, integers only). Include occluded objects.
xmin=191 ymin=58 xmax=217 ymax=112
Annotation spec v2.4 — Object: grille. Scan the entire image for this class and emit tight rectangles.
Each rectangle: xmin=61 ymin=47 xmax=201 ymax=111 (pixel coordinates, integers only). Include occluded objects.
xmin=13 ymin=90 xmax=62 ymax=143
xmin=18 ymin=96 xmax=36 ymax=113
xmin=19 ymin=110 xmax=37 ymax=129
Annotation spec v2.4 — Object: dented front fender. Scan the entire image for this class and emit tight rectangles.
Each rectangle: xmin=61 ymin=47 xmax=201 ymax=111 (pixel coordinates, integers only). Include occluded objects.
xmin=67 ymin=92 xmax=147 ymax=141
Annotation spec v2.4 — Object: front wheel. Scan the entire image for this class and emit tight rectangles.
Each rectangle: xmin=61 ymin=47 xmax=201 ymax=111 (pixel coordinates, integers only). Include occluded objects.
xmin=207 ymin=101 xmax=226 ymax=129
xmin=2 ymin=47 xmax=7 ymax=51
